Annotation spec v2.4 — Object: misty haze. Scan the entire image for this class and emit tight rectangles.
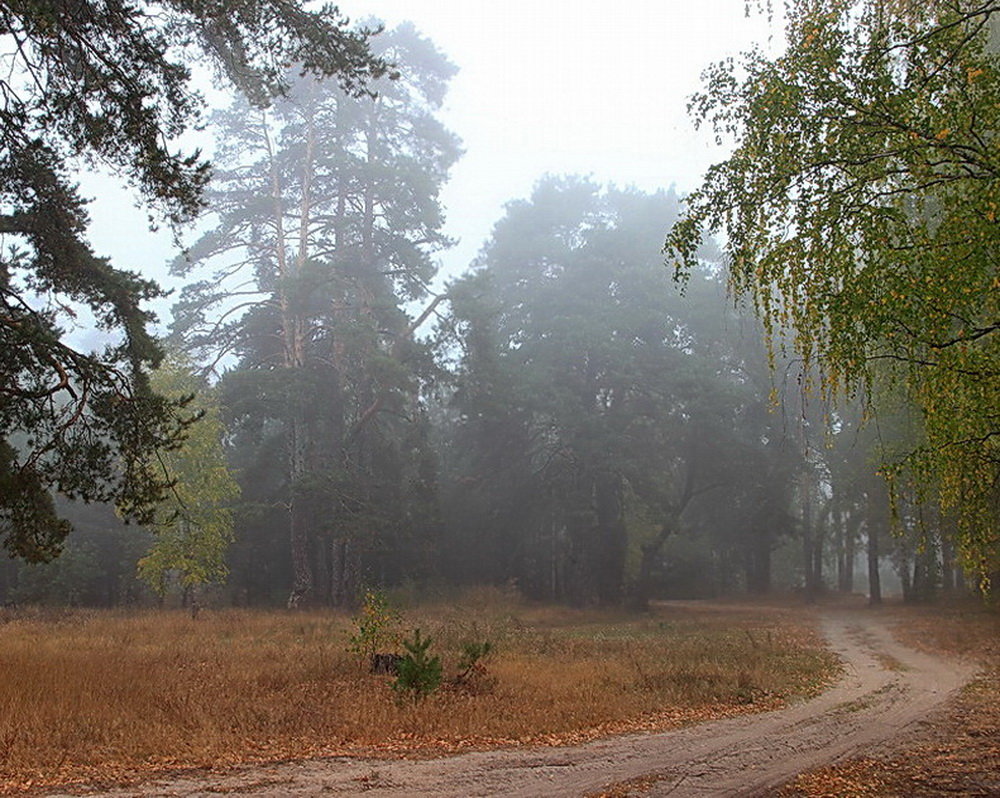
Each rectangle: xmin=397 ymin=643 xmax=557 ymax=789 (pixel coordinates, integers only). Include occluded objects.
xmin=1 ymin=1 xmax=997 ymax=796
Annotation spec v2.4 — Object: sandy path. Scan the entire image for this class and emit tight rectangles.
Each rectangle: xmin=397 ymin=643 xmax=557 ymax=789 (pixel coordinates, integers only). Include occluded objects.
xmin=54 ymin=612 xmax=974 ymax=797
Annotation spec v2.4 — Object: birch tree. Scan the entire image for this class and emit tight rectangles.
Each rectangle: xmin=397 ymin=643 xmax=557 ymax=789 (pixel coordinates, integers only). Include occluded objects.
xmin=668 ymin=1 xmax=1000 ymax=584
xmin=137 ymin=354 xmax=239 ymax=602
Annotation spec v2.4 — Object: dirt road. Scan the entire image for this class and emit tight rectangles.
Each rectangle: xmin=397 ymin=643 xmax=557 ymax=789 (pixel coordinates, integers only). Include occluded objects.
xmin=54 ymin=612 xmax=974 ymax=797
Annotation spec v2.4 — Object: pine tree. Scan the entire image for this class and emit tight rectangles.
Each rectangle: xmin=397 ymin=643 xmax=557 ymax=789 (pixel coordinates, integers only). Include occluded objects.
xmin=0 ymin=0 xmax=386 ymax=561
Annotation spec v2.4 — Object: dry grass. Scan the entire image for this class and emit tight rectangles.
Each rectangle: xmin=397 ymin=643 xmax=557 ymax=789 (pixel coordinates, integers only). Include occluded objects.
xmin=0 ymin=595 xmax=836 ymax=794
xmin=782 ymin=601 xmax=1000 ymax=798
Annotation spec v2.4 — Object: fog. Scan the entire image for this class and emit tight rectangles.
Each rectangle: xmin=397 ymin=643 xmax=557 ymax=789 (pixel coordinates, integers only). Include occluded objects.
xmin=340 ymin=0 xmax=775 ymax=280
xmin=4 ymin=6 xmax=995 ymax=794
xmin=3 ymin=0 xmax=964 ymax=611
xmin=84 ymin=0 xmax=773 ymax=304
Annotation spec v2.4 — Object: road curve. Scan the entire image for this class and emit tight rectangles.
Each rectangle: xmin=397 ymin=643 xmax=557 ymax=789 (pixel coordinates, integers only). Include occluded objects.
xmin=50 ymin=612 xmax=974 ymax=798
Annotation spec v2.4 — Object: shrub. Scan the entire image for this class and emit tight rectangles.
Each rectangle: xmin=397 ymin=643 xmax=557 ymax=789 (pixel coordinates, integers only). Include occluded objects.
xmin=392 ymin=628 xmax=442 ymax=702
xmin=456 ymin=639 xmax=492 ymax=682
xmin=348 ymin=589 xmax=402 ymax=665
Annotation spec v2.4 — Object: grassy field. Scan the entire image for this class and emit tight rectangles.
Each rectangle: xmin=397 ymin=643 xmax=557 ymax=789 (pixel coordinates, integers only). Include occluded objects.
xmin=0 ymin=592 xmax=837 ymax=793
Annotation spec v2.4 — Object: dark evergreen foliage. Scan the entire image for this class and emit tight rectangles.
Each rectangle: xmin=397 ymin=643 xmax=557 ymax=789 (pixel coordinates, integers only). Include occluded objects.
xmin=0 ymin=0 xmax=386 ymax=561
xmin=170 ymin=23 xmax=460 ymax=606
xmin=439 ymin=177 xmax=802 ymax=604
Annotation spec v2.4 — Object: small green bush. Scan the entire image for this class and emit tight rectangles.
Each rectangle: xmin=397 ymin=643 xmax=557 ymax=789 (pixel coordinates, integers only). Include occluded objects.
xmin=392 ymin=628 xmax=442 ymax=702
xmin=456 ymin=639 xmax=492 ymax=681
xmin=348 ymin=589 xmax=402 ymax=665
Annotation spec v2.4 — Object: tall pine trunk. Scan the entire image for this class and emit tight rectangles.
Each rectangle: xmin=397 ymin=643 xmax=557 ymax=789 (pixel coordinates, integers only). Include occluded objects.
xmin=593 ymin=471 xmax=627 ymax=604
xmin=262 ymin=105 xmax=318 ymax=609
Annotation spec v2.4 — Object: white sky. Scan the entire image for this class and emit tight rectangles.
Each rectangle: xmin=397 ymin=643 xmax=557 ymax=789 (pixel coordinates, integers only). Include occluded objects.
xmin=84 ymin=0 xmax=776 ymax=330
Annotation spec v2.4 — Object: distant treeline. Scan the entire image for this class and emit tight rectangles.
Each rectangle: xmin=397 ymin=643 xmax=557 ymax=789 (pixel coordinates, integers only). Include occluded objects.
xmin=0 ymin=173 xmax=970 ymax=608
xmin=1 ymin=20 xmax=981 ymax=610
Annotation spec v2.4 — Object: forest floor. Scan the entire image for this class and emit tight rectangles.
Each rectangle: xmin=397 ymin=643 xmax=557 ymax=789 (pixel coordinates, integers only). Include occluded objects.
xmin=1 ymin=595 xmax=993 ymax=797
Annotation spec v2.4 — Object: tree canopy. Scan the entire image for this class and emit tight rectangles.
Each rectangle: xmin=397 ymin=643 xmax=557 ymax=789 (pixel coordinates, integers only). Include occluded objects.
xmin=171 ymin=22 xmax=460 ymax=606
xmin=441 ymin=177 xmax=798 ymax=604
xmin=137 ymin=353 xmax=239 ymax=599
xmin=0 ymin=0 xmax=387 ymax=561
xmin=667 ymin=1 xmax=1000 ymax=583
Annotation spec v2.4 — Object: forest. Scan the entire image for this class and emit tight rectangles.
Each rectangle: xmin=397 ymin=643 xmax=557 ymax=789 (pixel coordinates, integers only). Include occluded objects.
xmin=2 ymin=3 xmax=996 ymax=613
xmin=2 ymin=1 xmax=999 ymax=795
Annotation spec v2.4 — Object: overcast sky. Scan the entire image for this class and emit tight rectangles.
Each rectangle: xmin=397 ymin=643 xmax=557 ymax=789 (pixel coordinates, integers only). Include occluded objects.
xmin=84 ymin=0 xmax=776 ymax=329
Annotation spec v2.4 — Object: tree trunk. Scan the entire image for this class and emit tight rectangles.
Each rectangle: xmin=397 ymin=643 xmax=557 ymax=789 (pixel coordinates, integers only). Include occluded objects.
xmin=593 ymin=471 xmax=627 ymax=605
xmin=262 ymin=103 xmax=317 ymax=610
xmin=631 ymin=544 xmax=657 ymax=613
xmin=913 ymin=531 xmax=937 ymax=602
xmin=866 ymin=472 xmax=888 ymax=606
xmin=550 ymin=518 xmax=561 ymax=601
xmin=812 ymin=525 xmax=824 ymax=595
xmin=330 ymin=537 xmax=362 ymax=609
xmin=941 ymin=531 xmax=956 ymax=594
xmin=867 ymin=523 xmax=881 ymax=606
xmin=838 ymin=510 xmax=856 ymax=593
xmin=628 ymin=455 xmax=713 ymax=610
xmin=0 ymin=556 xmax=15 ymax=604
xmin=565 ymin=503 xmax=594 ymax=606
xmin=287 ymin=487 xmax=312 ymax=608
xmin=899 ymin=548 xmax=913 ymax=603
xmin=631 ymin=513 xmax=683 ymax=612
xmin=801 ymin=478 xmax=818 ymax=603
